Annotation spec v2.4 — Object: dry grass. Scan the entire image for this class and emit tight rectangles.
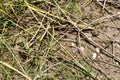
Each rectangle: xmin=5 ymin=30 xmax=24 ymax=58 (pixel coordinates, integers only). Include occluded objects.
xmin=0 ymin=0 xmax=120 ymax=80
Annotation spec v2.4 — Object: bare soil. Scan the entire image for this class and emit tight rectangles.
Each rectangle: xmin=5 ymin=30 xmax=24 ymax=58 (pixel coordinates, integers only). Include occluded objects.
xmin=0 ymin=0 xmax=120 ymax=80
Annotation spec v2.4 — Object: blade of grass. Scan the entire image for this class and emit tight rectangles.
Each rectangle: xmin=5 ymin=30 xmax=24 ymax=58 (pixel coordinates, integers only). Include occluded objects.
xmin=7 ymin=1 xmax=18 ymax=20
xmin=0 ymin=36 xmax=28 ymax=76
xmin=0 ymin=61 xmax=32 ymax=80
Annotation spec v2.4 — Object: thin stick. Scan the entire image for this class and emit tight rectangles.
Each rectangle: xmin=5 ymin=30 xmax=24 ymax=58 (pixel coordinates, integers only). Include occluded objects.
xmin=103 ymin=0 xmax=108 ymax=9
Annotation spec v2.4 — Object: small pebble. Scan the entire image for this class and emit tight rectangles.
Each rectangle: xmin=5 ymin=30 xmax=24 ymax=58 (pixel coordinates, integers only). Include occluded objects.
xmin=92 ymin=53 xmax=97 ymax=60
xmin=96 ymin=48 xmax=100 ymax=53
xmin=71 ymin=42 xmax=75 ymax=47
